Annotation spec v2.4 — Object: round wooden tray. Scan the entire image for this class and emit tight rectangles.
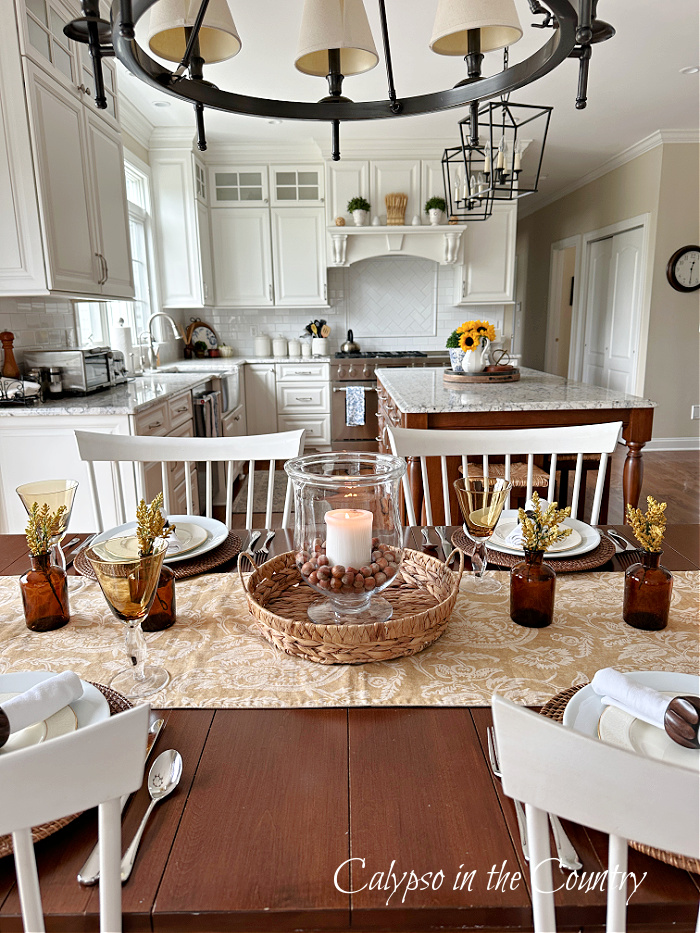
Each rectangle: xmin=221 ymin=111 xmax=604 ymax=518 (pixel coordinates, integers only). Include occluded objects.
xmin=451 ymin=528 xmax=615 ymax=572
xmin=0 ymin=682 xmax=132 ymax=858
xmin=239 ymin=548 xmax=464 ymax=664
xmin=541 ymin=684 xmax=700 ymax=874
xmin=443 ymin=367 xmax=520 ymax=384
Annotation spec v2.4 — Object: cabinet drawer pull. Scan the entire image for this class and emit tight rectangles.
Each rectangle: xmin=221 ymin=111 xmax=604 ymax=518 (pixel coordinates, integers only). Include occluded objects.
xmin=295 ymin=396 xmax=313 ymax=402
xmin=234 ymin=415 xmax=241 ymax=421
xmin=148 ymin=420 xmax=163 ymax=429
xmin=174 ymin=406 xmax=188 ymax=413
xmin=292 ymin=370 xmax=313 ymax=375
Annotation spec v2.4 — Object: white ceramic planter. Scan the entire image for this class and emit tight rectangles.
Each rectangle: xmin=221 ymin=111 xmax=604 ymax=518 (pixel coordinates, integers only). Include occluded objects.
xmin=352 ymin=209 xmax=369 ymax=227
xmin=312 ymin=337 xmax=329 ymax=356
xmin=428 ymin=209 xmax=444 ymax=226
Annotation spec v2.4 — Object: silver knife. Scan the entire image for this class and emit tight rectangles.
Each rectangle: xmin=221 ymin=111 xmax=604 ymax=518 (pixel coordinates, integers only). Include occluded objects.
xmin=65 ymin=533 xmax=97 ymax=569
xmin=549 ymin=814 xmax=583 ymax=872
xmin=77 ymin=717 xmax=165 ymax=885
xmin=436 ymin=526 xmax=453 ymax=562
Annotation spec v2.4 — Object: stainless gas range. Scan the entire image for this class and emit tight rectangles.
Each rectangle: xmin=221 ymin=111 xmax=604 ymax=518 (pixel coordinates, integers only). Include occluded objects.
xmin=332 ymin=352 xmax=441 ymax=451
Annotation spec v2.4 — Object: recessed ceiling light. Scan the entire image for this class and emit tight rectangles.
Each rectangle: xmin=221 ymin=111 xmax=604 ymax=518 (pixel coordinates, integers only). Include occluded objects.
xmin=268 ymin=119 xmax=282 ymax=125
xmin=153 ymin=100 xmax=171 ymax=107
xmin=680 ymin=66 xmax=700 ymax=75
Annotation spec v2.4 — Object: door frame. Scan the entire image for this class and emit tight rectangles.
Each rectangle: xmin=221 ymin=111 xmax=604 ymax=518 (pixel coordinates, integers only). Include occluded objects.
xmin=572 ymin=213 xmax=651 ymax=396
xmin=545 ymin=234 xmax=581 ymax=378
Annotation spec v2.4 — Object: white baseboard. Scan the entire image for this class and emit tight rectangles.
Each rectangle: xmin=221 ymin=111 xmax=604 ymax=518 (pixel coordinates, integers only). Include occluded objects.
xmin=646 ymin=437 xmax=700 ymax=452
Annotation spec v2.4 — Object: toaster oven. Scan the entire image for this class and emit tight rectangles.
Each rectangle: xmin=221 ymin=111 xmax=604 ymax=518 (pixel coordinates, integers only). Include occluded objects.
xmin=22 ymin=348 xmax=125 ymax=394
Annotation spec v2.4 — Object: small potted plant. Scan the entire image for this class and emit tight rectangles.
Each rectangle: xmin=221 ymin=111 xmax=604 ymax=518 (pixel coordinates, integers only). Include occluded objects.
xmin=347 ymin=196 xmax=371 ymax=226
xmin=20 ymin=503 xmax=70 ymax=631
xmin=137 ymin=493 xmax=177 ymax=632
xmin=193 ymin=340 xmax=208 ymax=359
xmin=623 ymin=496 xmax=672 ymax=631
xmin=510 ymin=492 xmax=572 ymax=628
xmin=425 ymin=196 xmax=447 ymax=225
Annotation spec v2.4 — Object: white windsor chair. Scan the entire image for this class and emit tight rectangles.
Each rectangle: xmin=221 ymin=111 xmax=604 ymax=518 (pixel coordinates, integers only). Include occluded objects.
xmin=74 ymin=429 xmax=306 ymax=531
xmin=0 ymin=704 xmax=150 ymax=933
xmin=491 ymin=693 xmax=700 ymax=933
xmin=387 ymin=422 xmax=622 ymax=527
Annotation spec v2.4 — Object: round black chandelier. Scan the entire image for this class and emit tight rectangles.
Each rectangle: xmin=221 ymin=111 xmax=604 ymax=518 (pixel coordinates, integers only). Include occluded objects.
xmin=65 ymin=0 xmax=614 ymax=158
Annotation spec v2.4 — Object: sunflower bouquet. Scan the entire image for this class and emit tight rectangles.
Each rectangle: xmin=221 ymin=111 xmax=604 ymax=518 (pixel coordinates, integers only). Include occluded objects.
xmin=446 ymin=319 xmax=496 ymax=352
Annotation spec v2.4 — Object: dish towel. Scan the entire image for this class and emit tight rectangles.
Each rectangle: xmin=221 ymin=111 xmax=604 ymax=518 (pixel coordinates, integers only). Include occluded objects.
xmin=0 ymin=671 xmax=83 ymax=747
xmin=591 ymin=667 xmax=669 ymax=728
xmin=345 ymin=386 xmax=366 ymax=426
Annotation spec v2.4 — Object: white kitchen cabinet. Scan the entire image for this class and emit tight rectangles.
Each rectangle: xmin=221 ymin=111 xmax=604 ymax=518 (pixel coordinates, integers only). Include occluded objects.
xmin=455 ymin=202 xmax=518 ymax=304
xmin=326 ymin=159 xmax=369 ymax=223
xmin=244 ymin=364 xmax=278 ymax=435
xmin=270 ymin=164 xmax=324 ymax=207
xmin=370 ymin=159 xmax=420 ymax=224
xmin=275 ymin=361 xmax=330 ymax=450
xmin=271 ymin=207 xmax=326 ymax=307
xmin=151 ymin=148 xmax=213 ymax=308
xmin=211 ymin=208 xmax=274 ymax=307
xmin=18 ymin=0 xmax=79 ymax=93
xmin=421 ymin=160 xmax=445 ymax=219
xmin=209 ymin=165 xmax=268 ymax=206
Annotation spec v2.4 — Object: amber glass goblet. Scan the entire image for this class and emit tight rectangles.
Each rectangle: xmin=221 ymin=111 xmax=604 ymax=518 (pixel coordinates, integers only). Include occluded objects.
xmin=16 ymin=479 xmax=79 ymax=570
xmin=86 ymin=538 xmax=169 ymax=700
xmin=454 ymin=476 xmax=512 ymax=592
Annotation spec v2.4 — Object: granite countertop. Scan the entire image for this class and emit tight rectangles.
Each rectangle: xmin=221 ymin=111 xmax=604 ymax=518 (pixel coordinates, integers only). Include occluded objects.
xmin=158 ymin=356 xmax=332 ymax=368
xmin=0 ymin=373 xmax=213 ymax=417
xmin=376 ymin=366 xmax=657 ymax=414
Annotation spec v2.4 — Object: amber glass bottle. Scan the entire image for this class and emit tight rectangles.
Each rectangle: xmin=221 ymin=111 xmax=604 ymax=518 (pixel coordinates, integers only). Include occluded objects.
xmin=141 ymin=564 xmax=176 ymax=632
xmin=623 ymin=551 xmax=672 ymax=631
xmin=20 ymin=552 xmax=70 ymax=631
xmin=510 ymin=549 xmax=556 ymax=629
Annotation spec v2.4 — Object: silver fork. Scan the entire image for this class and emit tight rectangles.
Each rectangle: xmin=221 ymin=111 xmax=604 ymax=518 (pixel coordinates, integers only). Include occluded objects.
xmin=487 ymin=725 xmax=582 ymax=872
xmin=238 ymin=530 xmax=261 ymax=568
xmin=254 ymin=530 xmax=275 ymax=563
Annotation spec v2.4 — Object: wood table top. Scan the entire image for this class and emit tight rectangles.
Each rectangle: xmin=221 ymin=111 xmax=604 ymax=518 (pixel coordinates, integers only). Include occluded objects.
xmin=0 ymin=529 xmax=697 ymax=932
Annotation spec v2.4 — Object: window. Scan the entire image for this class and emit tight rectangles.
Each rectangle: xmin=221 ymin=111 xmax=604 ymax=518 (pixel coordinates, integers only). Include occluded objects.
xmin=75 ymin=158 xmax=158 ymax=349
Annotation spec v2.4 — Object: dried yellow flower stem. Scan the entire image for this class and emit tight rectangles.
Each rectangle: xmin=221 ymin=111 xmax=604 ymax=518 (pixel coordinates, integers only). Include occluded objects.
xmin=25 ymin=503 xmax=67 ymax=556
xmin=136 ymin=492 xmax=175 ymax=557
xmin=626 ymin=495 xmax=666 ymax=552
xmin=517 ymin=491 xmax=572 ymax=552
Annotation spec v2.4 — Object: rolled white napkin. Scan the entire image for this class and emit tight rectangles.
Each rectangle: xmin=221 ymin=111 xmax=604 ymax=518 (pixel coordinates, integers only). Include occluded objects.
xmin=591 ymin=667 xmax=669 ymax=729
xmin=0 ymin=672 xmax=83 ymax=741
xmin=505 ymin=525 xmax=524 ymax=548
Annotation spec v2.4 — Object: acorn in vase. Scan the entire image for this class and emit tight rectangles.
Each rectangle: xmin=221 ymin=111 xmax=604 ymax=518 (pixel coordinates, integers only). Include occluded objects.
xmin=20 ymin=503 xmax=70 ymax=631
xmin=137 ymin=493 xmax=177 ymax=632
xmin=510 ymin=492 xmax=572 ymax=629
xmin=623 ymin=496 xmax=672 ymax=631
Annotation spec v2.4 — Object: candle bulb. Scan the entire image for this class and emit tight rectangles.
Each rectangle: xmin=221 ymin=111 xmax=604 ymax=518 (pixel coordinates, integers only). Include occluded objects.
xmin=496 ymin=148 xmax=506 ymax=171
xmin=484 ymin=148 xmax=491 ymax=175
xmin=324 ymin=509 xmax=373 ymax=571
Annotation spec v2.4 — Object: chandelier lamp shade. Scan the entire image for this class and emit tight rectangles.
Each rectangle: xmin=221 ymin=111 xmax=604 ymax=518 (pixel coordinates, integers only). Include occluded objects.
xmin=64 ymin=0 xmax=614 ymax=160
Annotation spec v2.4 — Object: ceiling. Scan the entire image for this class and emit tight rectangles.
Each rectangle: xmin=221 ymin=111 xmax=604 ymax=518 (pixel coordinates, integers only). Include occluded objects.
xmin=117 ymin=0 xmax=700 ymax=210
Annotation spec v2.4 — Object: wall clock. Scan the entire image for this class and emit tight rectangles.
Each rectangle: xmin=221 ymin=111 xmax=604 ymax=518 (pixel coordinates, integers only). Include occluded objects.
xmin=666 ymin=245 xmax=700 ymax=292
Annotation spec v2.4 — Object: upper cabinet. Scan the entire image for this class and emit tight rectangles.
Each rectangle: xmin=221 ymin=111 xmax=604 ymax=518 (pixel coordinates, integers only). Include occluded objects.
xmin=370 ymin=159 xmax=420 ymax=225
xmin=271 ymin=208 xmax=326 ymax=306
xmin=326 ymin=159 xmax=369 ymax=224
xmin=269 ymin=164 xmax=324 ymax=207
xmin=151 ymin=149 xmax=213 ymax=308
xmin=455 ymin=202 xmax=518 ymax=304
xmin=0 ymin=0 xmax=132 ymax=298
xmin=211 ymin=207 xmax=273 ymax=307
xmin=209 ymin=165 xmax=269 ymax=207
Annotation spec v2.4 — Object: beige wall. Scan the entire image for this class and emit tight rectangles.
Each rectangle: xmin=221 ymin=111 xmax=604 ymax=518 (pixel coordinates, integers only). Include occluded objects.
xmin=516 ymin=142 xmax=700 ymax=442
xmin=121 ymin=131 xmax=149 ymax=166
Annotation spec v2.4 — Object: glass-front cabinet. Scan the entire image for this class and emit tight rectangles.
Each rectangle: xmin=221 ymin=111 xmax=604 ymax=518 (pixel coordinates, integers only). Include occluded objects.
xmin=270 ymin=165 xmax=324 ymax=207
xmin=209 ymin=166 xmax=269 ymax=206
xmin=22 ymin=0 xmax=77 ymax=88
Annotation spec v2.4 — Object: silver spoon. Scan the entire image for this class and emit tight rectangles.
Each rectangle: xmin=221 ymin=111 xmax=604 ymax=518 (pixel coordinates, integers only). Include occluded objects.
xmin=120 ymin=748 xmax=183 ymax=882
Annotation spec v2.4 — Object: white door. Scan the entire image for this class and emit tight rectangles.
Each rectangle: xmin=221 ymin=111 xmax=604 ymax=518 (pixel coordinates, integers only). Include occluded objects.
xmin=582 ymin=227 xmax=643 ymax=394
xmin=244 ymin=365 xmax=277 ymax=435
xmin=26 ymin=62 xmax=99 ymax=295
xmin=271 ymin=208 xmax=326 ymax=306
xmin=211 ymin=208 xmax=273 ymax=307
xmin=86 ymin=112 xmax=134 ymax=299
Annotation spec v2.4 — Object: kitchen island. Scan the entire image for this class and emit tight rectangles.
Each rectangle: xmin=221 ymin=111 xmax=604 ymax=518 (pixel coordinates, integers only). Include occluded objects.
xmin=376 ymin=366 xmax=655 ymax=519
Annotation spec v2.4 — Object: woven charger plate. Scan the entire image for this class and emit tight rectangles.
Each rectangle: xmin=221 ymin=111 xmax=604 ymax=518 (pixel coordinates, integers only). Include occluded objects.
xmin=75 ymin=532 xmax=241 ymax=580
xmin=0 ymin=682 xmax=132 ymax=858
xmin=451 ymin=528 xmax=615 ymax=572
xmin=239 ymin=548 xmax=464 ymax=665
xmin=541 ymin=684 xmax=700 ymax=875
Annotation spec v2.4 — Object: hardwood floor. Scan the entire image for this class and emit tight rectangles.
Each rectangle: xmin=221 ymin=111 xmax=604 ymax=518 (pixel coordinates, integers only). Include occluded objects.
xmin=606 ymin=447 xmax=700 ymax=524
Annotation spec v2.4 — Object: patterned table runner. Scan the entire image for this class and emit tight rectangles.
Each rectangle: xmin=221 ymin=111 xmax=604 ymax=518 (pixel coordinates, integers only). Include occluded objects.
xmin=0 ymin=572 xmax=697 ymax=708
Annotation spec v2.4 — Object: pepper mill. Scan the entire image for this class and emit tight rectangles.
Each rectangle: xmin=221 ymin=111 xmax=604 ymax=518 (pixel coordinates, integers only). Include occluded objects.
xmin=0 ymin=332 xmax=20 ymax=380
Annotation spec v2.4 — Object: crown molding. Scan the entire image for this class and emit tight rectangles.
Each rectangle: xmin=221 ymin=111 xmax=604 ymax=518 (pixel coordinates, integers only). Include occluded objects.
xmin=519 ymin=128 xmax=700 ymax=219
xmin=149 ymin=126 xmax=198 ymax=149
xmin=118 ymin=96 xmax=155 ymax=148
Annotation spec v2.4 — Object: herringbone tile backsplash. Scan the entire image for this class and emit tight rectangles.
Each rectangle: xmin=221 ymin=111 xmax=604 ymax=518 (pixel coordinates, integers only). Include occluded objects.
xmin=347 ymin=258 xmax=438 ymax=338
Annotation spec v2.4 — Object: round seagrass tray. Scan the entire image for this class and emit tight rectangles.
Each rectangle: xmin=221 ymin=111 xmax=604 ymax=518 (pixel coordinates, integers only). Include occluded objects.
xmin=451 ymin=528 xmax=615 ymax=572
xmin=75 ymin=532 xmax=241 ymax=580
xmin=238 ymin=548 xmax=464 ymax=664
xmin=541 ymin=684 xmax=700 ymax=875
xmin=0 ymin=682 xmax=132 ymax=858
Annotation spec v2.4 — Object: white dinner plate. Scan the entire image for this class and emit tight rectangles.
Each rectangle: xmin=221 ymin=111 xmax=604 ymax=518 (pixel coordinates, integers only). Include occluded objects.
xmin=563 ymin=671 xmax=700 ymax=771
xmin=0 ymin=672 xmax=110 ymax=756
xmin=89 ymin=515 xmax=228 ymax=564
xmin=97 ymin=522 xmax=208 ymax=560
xmin=484 ymin=509 xmax=601 ymax=558
xmin=491 ymin=519 xmax=582 ymax=554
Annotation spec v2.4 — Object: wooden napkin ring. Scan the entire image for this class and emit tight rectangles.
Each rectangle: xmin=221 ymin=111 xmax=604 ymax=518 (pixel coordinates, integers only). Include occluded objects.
xmin=664 ymin=696 xmax=700 ymax=749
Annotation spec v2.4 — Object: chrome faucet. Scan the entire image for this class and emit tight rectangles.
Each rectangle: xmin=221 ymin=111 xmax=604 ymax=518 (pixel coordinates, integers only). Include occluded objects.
xmin=145 ymin=312 xmax=184 ymax=369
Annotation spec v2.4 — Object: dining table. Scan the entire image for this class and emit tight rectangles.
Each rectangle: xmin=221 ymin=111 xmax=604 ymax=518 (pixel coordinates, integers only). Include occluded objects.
xmin=0 ymin=526 xmax=697 ymax=932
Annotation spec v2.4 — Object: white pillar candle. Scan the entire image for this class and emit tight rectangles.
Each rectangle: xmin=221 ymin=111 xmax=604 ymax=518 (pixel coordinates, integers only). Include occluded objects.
xmin=324 ymin=509 xmax=373 ymax=570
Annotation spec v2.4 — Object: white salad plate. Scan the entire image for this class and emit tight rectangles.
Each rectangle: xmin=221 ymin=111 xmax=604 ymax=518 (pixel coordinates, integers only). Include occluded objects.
xmin=485 ymin=509 xmax=600 ymax=558
xmin=490 ymin=519 xmax=582 ymax=553
xmin=89 ymin=515 xmax=228 ymax=564
xmin=563 ymin=671 xmax=700 ymax=770
xmin=0 ymin=671 xmax=110 ymax=755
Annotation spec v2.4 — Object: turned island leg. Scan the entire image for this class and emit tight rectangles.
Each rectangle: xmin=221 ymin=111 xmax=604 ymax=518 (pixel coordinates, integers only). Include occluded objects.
xmin=623 ymin=441 xmax=645 ymax=515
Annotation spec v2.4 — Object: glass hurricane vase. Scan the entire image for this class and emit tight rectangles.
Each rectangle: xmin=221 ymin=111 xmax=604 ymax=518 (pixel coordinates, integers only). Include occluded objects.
xmin=623 ymin=551 xmax=672 ymax=631
xmin=86 ymin=538 xmax=169 ymax=699
xmin=19 ymin=552 xmax=70 ymax=632
xmin=16 ymin=479 xmax=79 ymax=570
xmin=284 ymin=452 xmax=407 ymax=625
xmin=509 ymin=549 xmax=556 ymax=628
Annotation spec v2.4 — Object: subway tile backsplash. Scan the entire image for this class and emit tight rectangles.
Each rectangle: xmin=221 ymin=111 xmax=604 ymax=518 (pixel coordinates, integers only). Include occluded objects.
xmin=0 ymin=297 xmax=77 ymax=368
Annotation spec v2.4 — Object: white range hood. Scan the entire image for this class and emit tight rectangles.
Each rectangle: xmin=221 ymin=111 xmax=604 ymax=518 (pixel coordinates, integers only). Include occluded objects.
xmin=327 ymin=223 xmax=467 ymax=267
